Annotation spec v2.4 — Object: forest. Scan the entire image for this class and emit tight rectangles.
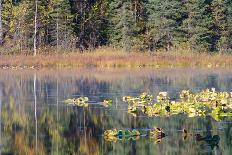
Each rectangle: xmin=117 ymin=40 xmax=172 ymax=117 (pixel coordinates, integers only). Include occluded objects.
xmin=0 ymin=0 xmax=232 ymax=54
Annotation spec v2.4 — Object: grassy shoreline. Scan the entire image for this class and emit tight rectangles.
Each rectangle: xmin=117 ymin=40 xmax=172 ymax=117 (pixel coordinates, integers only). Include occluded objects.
xmin=1 ymin=49 xmax=232 ymax=69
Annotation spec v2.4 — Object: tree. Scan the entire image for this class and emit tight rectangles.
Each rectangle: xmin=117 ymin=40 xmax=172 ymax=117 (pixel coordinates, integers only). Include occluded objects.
xmin=183 ymin=0 xmax=219 ymax=52
xmin=34 ymin=0 xmax=38 ymax=56
xmin=225 ymin=0 xmax=232 ymax=51
xmin=2 ymin=0 xmax=13 ymax=46
xmin=108 ymin=0 xmax=136 ymax=51
xmin=57 ymin=0 xmax=74 ymax=49
xmin=70 ymin=0 xmax=108 ymax=50
xmin=0 ymin=0 xmax=3 ymax=46
xmin=211 ymin=0 xmax=228 ymax=51
xmin=218 ymin=0 xmax=232 ymax=52
xmin=147 ymin=0 xmax=188 ymax=51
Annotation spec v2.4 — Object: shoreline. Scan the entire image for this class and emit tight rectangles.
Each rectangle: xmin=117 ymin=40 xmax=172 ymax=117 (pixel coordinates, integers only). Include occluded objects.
xmin=1 ymin=67 xmax=232 ymax=83
xmin=1 ymin=50 xmax=232 ymax=69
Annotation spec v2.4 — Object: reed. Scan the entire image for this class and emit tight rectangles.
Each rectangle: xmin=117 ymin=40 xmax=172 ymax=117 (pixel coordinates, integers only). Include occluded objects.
xmin=0 ymin=47 xmax=232 ymax=69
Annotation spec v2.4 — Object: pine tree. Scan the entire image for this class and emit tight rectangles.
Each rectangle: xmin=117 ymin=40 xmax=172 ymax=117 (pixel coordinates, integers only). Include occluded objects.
xmin=108 ymin=0 xmax=136 ymax=51
xmin=54 ymin=0 xmax=74 ymax=48
xmin=211 ymin=0 xmax=228 ymax=51
xmin=0 ymin=0 xmax=3 ymax=45
xmin=70 ymin=0 xmax=108 ymax=50
xmin=184 ymin=0 xmax=218 ymax=52
xmin=2 ymin=0 xmax=13 ymax=43
xmin=224 ymin=0 xmax=232 ymax=51
xmin=12 ymin=0 xmax=30 ymax=51
xmin=147 ymin=0 xmax=187 ymax=51
xmin=41 ymin=0 xmax=74 ymax=49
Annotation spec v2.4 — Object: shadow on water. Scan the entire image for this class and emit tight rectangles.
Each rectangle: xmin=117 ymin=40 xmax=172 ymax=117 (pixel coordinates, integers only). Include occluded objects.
xmin=0 ymin=68 xmax=232 ymax=154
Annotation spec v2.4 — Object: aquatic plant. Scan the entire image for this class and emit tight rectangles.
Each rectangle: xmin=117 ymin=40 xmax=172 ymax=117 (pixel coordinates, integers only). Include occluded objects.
xmin=123 ymin=88 xmax=232 ymax=121
xmin=104 ymin=129 xmax=141 ymax=142
xmin=149 ymin=127 xmax=166 ymax=139
xmin=64 ymin=97 xmax=89 ymax=107
xmin=102 ymin=99 xmax=113 ymax=107
xmin=156 ymin=92 xmax=169 ymax=103
xmin=104 ymin=127 xmax=166 ymax=143
xmin=123 ymin=92 xmax=153 ymax=106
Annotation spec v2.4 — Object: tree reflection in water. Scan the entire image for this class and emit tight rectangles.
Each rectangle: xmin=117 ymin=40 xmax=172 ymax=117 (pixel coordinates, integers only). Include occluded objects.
xmin=0 ymin=96 xmax=229 ymax=155
xmin=0 ymin=69 xmax=231 ymax=154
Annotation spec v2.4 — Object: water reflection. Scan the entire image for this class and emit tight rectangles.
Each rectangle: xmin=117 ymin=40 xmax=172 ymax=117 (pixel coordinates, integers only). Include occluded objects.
xmin=0 ymin=68 xmax=232 ymax=154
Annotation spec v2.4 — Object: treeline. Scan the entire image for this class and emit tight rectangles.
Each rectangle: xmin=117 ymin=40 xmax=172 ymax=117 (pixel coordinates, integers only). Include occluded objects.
xmin=0 ymin=0 xmax=232 ymax=53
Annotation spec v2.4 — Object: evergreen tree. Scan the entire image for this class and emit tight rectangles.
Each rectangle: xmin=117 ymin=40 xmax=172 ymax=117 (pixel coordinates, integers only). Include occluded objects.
xmin=55 ymin=0 xmax=74 ymax=48
xmin=41 ymin=0 xmax=74 ymax=48
xmin=184 ymin=0 xmax=218 ymax=52
xmin=108 ymin=0 xmax=136 ymax=51
xmin=0 ymin=0 xmax=231 ymax=53
xmin=224 ymin=0 xmax=232 ymax=51
xmin=2 ymin=0 xmax=13 ymax=43
xmin=70 ymin=0 xmax=108 ymax=50
xmin=211 ymin=0 xmax=227 ymax=51
xmin=147 ymin=0 xmax=187 ymax=51
xmin=131 ymin=0 xmax=148 ymax=50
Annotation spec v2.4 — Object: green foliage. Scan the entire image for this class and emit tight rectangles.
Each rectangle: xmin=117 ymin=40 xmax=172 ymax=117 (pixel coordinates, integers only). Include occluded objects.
xmin=108 ymin=0 xmax=135 ymax=51
xmin=0 ymin=0 xmax=232 ymax=52
xmin=123 ymin=88 xmax=232 ymax=121
xmin=102 ymin=99 xmax=113 ymax=107
xmin=70 ymin=0 xmax=108 ymax=50
xmin=64 ymin=97 xmax=89 ymax=107
xmin=1 ymin=96 xmax=27 ymax=131
xmin=183 ymin=0 xmax=218 ymax=51
xmin=147 ymin=0 xmax=188 ymax=50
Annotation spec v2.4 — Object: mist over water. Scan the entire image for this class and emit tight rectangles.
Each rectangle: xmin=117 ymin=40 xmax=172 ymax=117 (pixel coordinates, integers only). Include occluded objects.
xmin=0 ymin=68 xmax=232 ymax=154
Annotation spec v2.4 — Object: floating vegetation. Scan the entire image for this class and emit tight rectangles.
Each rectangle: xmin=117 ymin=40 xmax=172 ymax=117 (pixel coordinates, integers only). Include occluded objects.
xmin=149 ymin=127 xmax=166 ymax=139
xmin=104 ymin=129 xmax=141 ymax=142
xmin=64 ymin=97 xmax=89 ymax=107
xmin=104 ymin=127 xmax=166 ymax=142
xmin=122 ymin=92 xmax=153 ymax=106
xmin=123 ymin=88 xmax=232 ymax=121
xmin=63 ymin=89 xmax=232 ymax=121
xmin=102 ymin=99 xmax=113 ymax=107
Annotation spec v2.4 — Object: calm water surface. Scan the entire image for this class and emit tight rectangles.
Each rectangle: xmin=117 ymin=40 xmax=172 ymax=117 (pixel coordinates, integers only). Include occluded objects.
xmin=0 ymin=68 xmax=232 ymax=155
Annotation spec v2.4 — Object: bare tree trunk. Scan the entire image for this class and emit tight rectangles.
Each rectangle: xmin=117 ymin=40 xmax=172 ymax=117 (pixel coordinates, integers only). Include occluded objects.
xmin=0 ymin=0 xmax=3 ymax=46
xmin=56 ymin=9 xmax=59 ymax=52
xmin=56 ymin=79 xmax=59 ymax=153
xmin=0 ymin=87 xmax=2 ymax=150
xmin=34 ymin=0 xmax=38 ymax=56
xmin=34 ymin=73 xmax=37 ymax=154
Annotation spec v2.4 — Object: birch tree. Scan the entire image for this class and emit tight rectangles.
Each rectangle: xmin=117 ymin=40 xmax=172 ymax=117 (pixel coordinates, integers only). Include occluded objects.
xmin=33 ymin=0 xmax=38 ymax=56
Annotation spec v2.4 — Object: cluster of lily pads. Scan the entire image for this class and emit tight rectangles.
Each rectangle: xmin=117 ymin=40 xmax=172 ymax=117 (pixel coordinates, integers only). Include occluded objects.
xmin=64 ymin=88 xmax=232 ymax=121
xmin=64 ymin=97 xmax=112 ymax=107
xmin=104 ymin=127 xmax=220 ymax=150
xmin=123 ymin=88 xmax=232 ymax=121
xmin=64 ymin=97 xmax=89 ymax=107
xmin=104 ymin=127 xmax=165 ymax=142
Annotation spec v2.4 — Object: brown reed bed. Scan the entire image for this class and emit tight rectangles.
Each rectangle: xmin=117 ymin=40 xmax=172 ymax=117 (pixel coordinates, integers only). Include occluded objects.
xmin=0 ymin=47 xmax=232 ymax=69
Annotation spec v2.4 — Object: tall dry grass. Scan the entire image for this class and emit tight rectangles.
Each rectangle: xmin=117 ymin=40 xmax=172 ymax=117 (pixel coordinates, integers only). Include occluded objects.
xmin=0 ymin=47 xmax=232 ymax=69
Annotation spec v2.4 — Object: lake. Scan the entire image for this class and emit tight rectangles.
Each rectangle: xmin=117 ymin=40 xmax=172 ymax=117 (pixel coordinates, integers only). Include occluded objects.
xmin=0 ymin=68 xmax=232 ymax=155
